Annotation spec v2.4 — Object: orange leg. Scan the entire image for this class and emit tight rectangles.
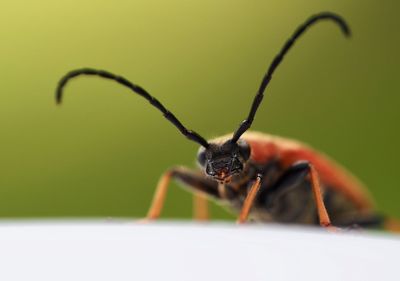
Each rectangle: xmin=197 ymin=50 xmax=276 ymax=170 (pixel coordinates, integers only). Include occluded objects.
xmin=237 ymin=175 xmax=262 ymax=224
xmin=384 ymin=218 xmax=400 ymax=233
xmin=145 ymin=167 xmax=219 ymax=221
xmin=193 ymin=193 xmax=209 ymax=221
xmin=146 ymin=170 xmax=173 ymax=220
xmin=308 ymin=165 xmax=332 ymax=228
xmin=267 ymin=161 xmax=336 ymax=230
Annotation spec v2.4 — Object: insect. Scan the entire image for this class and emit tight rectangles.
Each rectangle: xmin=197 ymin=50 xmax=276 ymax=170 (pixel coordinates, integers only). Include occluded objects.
xmin=55 ymin=12 xmax=399 ymax=231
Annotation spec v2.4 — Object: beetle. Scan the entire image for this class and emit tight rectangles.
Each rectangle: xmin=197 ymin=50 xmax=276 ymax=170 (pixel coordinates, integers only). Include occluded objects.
xmin=55 ymin=12 xmax=399 ymax=231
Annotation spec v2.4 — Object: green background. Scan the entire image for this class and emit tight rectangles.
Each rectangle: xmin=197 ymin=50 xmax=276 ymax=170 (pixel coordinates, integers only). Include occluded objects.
xmin=0 ymin=0 xmax=399 ymax=220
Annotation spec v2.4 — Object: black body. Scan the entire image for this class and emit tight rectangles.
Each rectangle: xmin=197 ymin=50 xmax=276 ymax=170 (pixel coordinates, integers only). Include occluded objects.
xmin=169 ymin=160 xmax=382 ymax=227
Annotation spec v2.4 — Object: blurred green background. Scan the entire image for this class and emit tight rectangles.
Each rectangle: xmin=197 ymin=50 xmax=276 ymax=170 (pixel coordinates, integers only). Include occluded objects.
xmin=0 ymin=0 xmax=399 ymax=220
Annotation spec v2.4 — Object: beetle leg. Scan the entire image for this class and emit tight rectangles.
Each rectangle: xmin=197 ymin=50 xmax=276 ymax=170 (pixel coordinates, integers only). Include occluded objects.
xmin=237 ymin=174 xmax=263 ymax=224
xmin=146 ymin=170 xmax=172 ymax=220
xmin=274 ymin=161 xmax=333 ymax=228
xmin=146 ymin=167 xmax=219 ymax=220
xmin=193 ymin=193 xmax=209 ymax=221
xmin=256 ymin=161 xmax=335 ymax=229
xmin=307 ymin=163 xmax=333 ymax=228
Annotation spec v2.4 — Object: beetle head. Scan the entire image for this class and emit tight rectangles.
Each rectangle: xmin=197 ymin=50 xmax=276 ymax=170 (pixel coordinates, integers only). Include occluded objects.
xmin=197 ymin=139 xmax=251 ymax=183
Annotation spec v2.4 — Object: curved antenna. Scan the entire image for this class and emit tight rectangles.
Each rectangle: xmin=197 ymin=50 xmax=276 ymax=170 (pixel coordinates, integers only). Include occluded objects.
xmin=56 ymin=68 xmax=210 ymax=148
xmin=231 ymin=12 xmax=351 ymax=143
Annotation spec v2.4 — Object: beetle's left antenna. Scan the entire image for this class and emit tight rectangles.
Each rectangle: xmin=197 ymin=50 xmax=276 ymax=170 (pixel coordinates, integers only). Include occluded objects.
xmin=231 ymin=12 xmax=351 ymax=143
xmin=56 ymin=68 xmax=210 ymax=148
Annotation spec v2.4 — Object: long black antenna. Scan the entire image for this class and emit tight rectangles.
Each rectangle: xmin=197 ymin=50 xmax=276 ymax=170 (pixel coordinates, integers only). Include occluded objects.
xmin=231 ymin=12 xmax=351 ymax=143
xmin=56 ymin=68 xmax=210 ymax=148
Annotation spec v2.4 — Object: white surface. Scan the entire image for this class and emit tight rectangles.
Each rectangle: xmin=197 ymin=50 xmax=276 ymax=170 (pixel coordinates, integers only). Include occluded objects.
xmin=0 ymin=221 xmax=398 ymax=281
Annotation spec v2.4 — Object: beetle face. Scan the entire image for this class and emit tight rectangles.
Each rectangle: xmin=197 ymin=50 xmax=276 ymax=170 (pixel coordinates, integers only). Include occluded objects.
xmin=197 ymin=139 xmax=251 ymax=183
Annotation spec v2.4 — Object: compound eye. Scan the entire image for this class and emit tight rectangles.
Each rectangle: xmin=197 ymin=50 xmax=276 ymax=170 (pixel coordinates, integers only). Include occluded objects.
xmin=231 ymin=158 xmax=243 ymax=173
xmin=197 ymin=149 xmax=207 ymax=166
xmin=205 ymin=164 xmax=215 ymax=176
xmin=238 ymin=139 xmax=251 ymax=161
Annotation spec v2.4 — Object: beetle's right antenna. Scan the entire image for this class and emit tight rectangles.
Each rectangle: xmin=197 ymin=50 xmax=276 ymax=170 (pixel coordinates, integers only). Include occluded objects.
xmin=56 ymin=68 xmax=210 ymax=148
xmin=231 ymin=12 xmax=351 ymax=143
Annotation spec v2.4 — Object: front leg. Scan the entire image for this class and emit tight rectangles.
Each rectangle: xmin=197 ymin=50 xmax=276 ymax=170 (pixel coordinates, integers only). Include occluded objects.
xmin=146 ymin=166 xmax=219 ymax=220
xmin=237 ymin=174 xmax=262 ymax=224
